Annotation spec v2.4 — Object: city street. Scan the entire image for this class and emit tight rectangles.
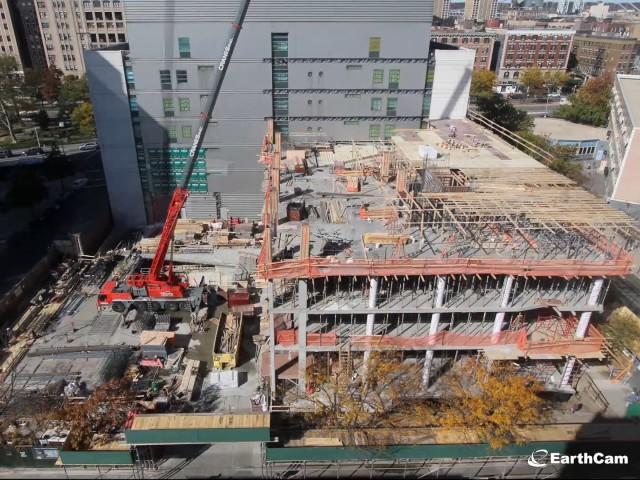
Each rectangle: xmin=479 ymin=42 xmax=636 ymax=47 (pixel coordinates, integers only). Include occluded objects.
xmin=512 ymin=98 xmax=563 ymax=117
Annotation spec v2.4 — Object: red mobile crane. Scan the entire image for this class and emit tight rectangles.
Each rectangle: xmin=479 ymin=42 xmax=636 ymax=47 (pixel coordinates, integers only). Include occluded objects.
xmin=98 ymin=0 xmax=251 ymax=313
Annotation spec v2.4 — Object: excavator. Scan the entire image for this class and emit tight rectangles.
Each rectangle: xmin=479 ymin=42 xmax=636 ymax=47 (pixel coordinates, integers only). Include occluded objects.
xmin=98 ymin=0 xmax=251 ymax=314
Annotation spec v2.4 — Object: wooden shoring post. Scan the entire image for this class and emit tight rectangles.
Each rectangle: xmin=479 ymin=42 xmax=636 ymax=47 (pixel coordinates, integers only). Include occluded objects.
xmin=267 ymin=119 xmax=274 ymax=143
xmin=263 ymin=225 xmax=272 ymax=268
xmin=380 ymin=150 xmax=391 ymax=182
xmin=300 ymin=222 xmax=310 ymax=260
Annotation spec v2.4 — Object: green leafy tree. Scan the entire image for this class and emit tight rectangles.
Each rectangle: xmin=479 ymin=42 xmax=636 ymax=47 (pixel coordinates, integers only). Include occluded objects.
xmin=58 ymin=75 xmax=90 ymax=117
xmin=520 ymin=67 xmax=545 ymax=96
xmin=71 ymin=101 xmax=95 ymax=136
xmin=475 ymin=93 xmax=533 ymax=132
xmin=6 ymin=169 xmax=48 ymax=209
xmin=22 ymin=68 xmax=44 ymax=104
xmin=471 ymin=70 xmax=497 ymax=98
xmin=557 ymin=75 xmax=613 ymax=127
xmin=516 ymin=130 xmax=584 ymax=182
xmin=0 ymin=56 xmax=24 ymax=143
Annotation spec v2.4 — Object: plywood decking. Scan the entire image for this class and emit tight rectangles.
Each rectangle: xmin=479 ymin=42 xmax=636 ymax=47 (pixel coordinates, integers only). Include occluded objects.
xmin=130 ymin=413 xmax=269 ymax=431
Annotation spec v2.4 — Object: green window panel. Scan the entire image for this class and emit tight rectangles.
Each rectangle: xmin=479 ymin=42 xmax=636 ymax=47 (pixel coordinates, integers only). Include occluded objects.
xmin=370 ymin=97 xmax=382 ymax=112
xmin=272 ymin=69 xmax=288 ymax=88
xmin=384 ymin=124 xmax=395 ymax=139
xmin=167 ymin=126 xmax=177 ymax=142
xmin=163 ymin=98 xmax=174 ymax=117
xmin=369 ymin=124 xmax=380 ymax=139
xmin=271 ymin=33 xmax=288 ymax=58
xmin=178 ymin=37 xmax=190 ymax=58
xmin=389 ymin=69 xmax=400 ymax=89
xmin=372 ymin=69 xmax=384 ymax=85
xmin=182 ymin=125 xmax=192 ymax=138
xmin=179 ymin=98 xmax=190 ymax=112
xmin=387 ymin=97 xmax=398 ymax=116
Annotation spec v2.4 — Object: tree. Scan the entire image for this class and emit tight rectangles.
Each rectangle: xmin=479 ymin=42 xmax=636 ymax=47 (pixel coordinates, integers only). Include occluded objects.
xmin=440 ymin=359 xmax=548 ymax=449
xmin=302 ymin=352 xmax=431 ymax=430
xmin=58 ymin=75 xmax=90 ymax=117
xmin=6 ymin=169 xmax=48 ymax=209
xmin=520 ymin=67 xmax=545 ymax=96
xmin=557 ymin=75 xmax=613 ymax=127
xmin=50 ymin=378 xmax=137 ymax=451
xmin=544 ymin=71 xmax=570 ymax=92
xmin=22 ymin=68 xmax=44 ymax=103
xmin=34 ymin=109 xmax=50 ymax=130
xmin=475 ymin=93 xmax=533 ymax=132
xmin=601 ymin=307 xmax=640 ymax=355
xmin=0 ymin=56 xmax=23 ymax=143
xmin=71 ymin=101 xmax=95 ymax=136
xmin=471 ymin=70 xmax=497 ymax=98
xmin=515 ymin=130 xmax=583 ymax=182
xmin=40 ymin=66 xmax=63 ymax=102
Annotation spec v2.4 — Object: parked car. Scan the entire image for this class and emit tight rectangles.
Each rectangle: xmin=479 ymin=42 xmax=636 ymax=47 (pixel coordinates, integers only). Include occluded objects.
xmin=547 ymin=92 xmax=561 ymax=99
xmin=71 ymin=177 xmax=89 ymax=190
xmin=21 ymin=147 xmax=45 ymax=156
xmin=559 ymin=96 xmax=570 ymax=105
xmin=0 ymin=148 xmax=12 ymax=158
xmin=79 ymin=142 xmax=99 ymax=151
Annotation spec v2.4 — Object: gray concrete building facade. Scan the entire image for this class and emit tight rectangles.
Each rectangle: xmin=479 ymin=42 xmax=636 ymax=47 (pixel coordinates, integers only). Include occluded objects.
xmin=115 ymin=0 xmax=433 ymax=223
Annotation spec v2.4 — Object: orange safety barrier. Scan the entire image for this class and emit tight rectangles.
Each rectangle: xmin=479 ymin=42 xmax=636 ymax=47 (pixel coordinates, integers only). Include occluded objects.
xmin=276 ymin=329 xmax=338 ymax=347
xmin=257 ymin=256 xmax=633 ymax=280
xmin=275 ymin=324 xmax=604 ymax=358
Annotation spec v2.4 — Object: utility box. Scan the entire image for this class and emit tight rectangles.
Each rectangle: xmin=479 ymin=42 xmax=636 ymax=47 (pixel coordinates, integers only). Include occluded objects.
xmin=228 ymin=288 xmax=250 ymax=307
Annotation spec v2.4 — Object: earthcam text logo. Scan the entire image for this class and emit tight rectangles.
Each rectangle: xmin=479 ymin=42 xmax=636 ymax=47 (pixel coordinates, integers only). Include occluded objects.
xmin=528 ymin=449 xmax=629 ymax=468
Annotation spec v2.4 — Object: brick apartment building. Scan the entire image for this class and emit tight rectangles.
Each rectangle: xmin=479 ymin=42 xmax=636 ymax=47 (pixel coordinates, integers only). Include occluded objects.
xmin=572 ymin=33 xmax=639 ymax=78
xmin=491 ymin=28 xmax=575 ymax=82
xmin=431 ymin=28 xmax=497 ymax=70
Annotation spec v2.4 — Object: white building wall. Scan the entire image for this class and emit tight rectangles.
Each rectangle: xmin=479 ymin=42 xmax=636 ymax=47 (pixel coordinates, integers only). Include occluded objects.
xmin=86 ymin=49 xmax=147 ymax=227
xmin=429 ymin=48 xmax=474 ymax=121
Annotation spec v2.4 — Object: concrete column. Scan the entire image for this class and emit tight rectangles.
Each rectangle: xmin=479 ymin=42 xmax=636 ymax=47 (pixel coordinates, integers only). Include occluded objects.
xmin=492 ymin=275 xmax=514 ymax=337
xmin=363 ymin=277 xmax=379 ymax=366
xmin=423 ymin=276 xmax=446 ymax=386
xmin=298 ymin=279 xmax=308 ymax=392
xmin=267 ymin=281 xmax=276 ymax=395
xmin=575 ymin=278 xmax=604 ymax=339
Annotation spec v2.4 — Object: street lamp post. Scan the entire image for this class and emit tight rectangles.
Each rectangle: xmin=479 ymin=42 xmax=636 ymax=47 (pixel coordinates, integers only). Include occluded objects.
xmin=544 ymin=84 xmax=552 ymax=117
xmin=33 ymin=127 xmax=41 ymax=148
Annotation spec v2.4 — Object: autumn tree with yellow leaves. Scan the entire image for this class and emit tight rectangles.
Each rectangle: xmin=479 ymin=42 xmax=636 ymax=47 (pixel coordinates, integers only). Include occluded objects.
xmin=301 ymin=355 xmax=548 ymax=449
xmin=302 ymin=352 xmax=436 ymax=429
xmin=440 ymin=358 xmax=549 ymax=449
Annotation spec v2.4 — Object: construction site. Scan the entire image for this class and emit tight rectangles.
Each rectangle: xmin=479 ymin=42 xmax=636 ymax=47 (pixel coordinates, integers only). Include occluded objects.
xmin=0 ymin=0 xmax=639 ymax=467
xmin=257 ymin=117 xmax=640 ymax=399
xmin=0 ymin=117 xmax=638 ymax=477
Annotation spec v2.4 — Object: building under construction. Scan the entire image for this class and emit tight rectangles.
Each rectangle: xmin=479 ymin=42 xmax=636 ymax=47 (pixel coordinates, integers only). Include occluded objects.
xmin=257 ymin=118 xmax=640 ymax=397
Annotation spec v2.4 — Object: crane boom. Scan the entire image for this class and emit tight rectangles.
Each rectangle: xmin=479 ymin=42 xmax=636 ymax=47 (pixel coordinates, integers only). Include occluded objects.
xmin=147 ymin=0 xmax=251 ymax=282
